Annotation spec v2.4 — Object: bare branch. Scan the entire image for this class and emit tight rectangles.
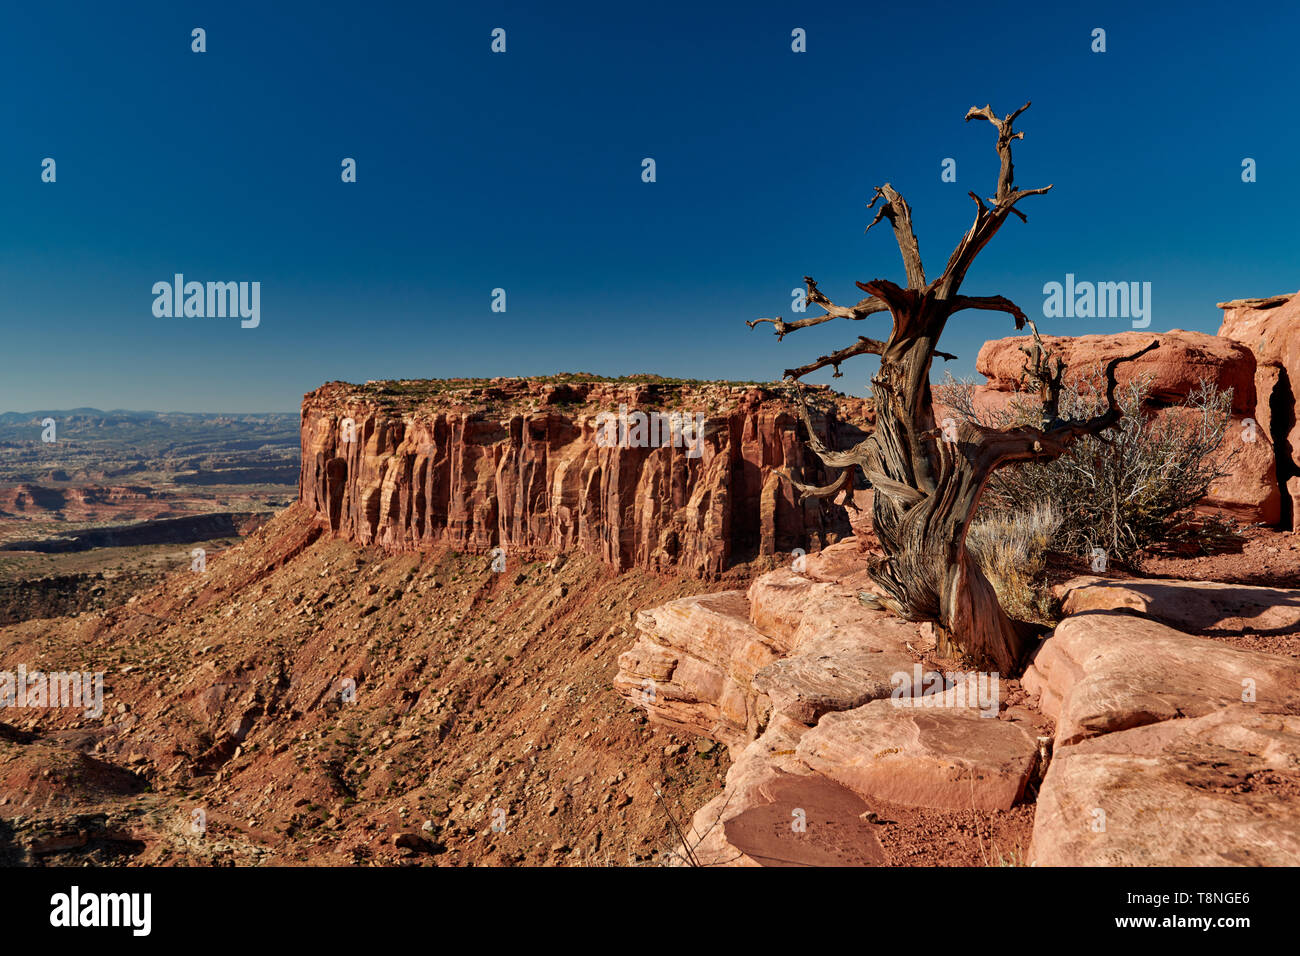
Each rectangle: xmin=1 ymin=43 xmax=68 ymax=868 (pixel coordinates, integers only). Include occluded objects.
xmin=866 ymin=185 xmax=926 ymax=289
xmin=804 ymin=276 xmax=887 ymax=321
xmin=939 ymin=103 xmax=1052 ymax=293
xmin=747 ymin=276 xmax=889 ymax=339
xmin=774 ymin=464 xmax=857 ymax=506
xmin=949 ymin=294 xmax=1028 ymax=329
xmin=784 ymin=336 xmax=887 ymax=381
xmin=785 ymin=383 xmax=876 ymax=470
xmin=964 ymin=100 xmax=1029 ymax=201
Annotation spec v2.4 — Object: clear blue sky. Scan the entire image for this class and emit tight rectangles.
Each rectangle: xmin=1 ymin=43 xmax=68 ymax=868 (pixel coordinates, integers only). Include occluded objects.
xmin=2 ymin=0 xmax=1297 ymax=412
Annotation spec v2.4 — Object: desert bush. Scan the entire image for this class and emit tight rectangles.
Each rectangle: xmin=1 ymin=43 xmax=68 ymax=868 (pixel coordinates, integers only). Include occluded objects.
xmin=937 ymin=369 xmax=1235 ymax=566
xmin=966 ymin=503 xmax=1062 ymax=624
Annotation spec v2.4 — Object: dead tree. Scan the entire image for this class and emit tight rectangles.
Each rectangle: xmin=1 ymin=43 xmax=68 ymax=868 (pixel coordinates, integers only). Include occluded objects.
xmin=749 ymin=102 xmax=1156 ymax=673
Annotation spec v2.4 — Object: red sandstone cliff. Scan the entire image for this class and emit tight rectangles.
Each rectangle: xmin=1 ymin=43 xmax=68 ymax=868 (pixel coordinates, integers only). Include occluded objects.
xmin=1218 ymin=292 xmax=1300 ymax=527
xmin=299 ymin=377 xmax=870 ymax=577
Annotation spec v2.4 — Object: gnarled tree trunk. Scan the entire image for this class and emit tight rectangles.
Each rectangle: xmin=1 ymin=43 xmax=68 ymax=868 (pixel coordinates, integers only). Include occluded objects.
xmin=750 ymin=103 xmax=1156 ymax=674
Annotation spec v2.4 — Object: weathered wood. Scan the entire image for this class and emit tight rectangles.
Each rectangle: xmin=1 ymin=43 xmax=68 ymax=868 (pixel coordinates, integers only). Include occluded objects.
xmin=751 ymin=102 xmax=1160 ymax=673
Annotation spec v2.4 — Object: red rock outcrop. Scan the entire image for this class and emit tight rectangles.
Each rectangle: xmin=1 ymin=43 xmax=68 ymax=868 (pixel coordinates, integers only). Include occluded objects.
xmin=622 ymin=530 xmax=1300 ymax=865
xmin=976 ymin=330 xmax=1258 ymax=412
xmin=618 ymin=538 xmax=1049 ymax=864
xmin=1219 ymin=292 xmax=1300 ymax=527
xmin=299 ymin=377 xmax=869 ymax=578
xmin=969 ymin=329 xmax=1281 ymax=524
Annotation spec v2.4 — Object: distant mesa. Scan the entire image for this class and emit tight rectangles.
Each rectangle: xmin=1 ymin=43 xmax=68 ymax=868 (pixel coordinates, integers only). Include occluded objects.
xmin=299 ymin=375 xmax=871 ymax=578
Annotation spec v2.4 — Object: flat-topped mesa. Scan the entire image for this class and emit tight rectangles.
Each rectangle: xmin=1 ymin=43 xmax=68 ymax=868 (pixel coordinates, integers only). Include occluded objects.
xmin=298 ymin=375 xmax=871 ymax=577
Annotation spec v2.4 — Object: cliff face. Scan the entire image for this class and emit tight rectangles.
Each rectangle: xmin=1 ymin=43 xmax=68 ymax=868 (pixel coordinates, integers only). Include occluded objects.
xmin=299 ymin=377 xmax=870 ymax=577
xmin=1219 ymin=292 xmax=1300 ymax=528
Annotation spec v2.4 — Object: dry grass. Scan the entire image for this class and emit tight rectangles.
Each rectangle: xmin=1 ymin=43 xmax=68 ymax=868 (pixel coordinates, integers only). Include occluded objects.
xmin=966 ymin=504 xmax=1062 ymax=625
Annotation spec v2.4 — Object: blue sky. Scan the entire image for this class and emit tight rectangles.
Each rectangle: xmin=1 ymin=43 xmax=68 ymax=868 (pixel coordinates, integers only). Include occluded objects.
xmin=2 ymin=0 xmax=1297 ymax=412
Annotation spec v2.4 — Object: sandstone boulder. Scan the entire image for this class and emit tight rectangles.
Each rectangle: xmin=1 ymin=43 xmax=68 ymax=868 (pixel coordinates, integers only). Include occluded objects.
xmin=614 ymin=590 xmax=784 ymax=748
xmin=1056 ymin=575 xmax=1300 ymax=639
xmin=1196 ymin=410 xmax=1281 ymax=523
xmin=976 ymin=330 xmax=1256 ymax=413
xmin=1022 ymin=611 xmax=1300 ymax=746
xmin=686 ymin=715 xmax=822 ymax=866
xmin=718 ymin=771 xmax=886 ymax=867
xmin=971 ymin=330 xmax=1279 ymax=522
xmin=752 ymin=626 xmax=915 ymax=726
xmin=1030 ymin=706 xmax=1300 ymax=865
xmin=795 ymin=699 xmax=1038 ymax=811
xmin=1220 ymin=292 xmax=1300 ymax=525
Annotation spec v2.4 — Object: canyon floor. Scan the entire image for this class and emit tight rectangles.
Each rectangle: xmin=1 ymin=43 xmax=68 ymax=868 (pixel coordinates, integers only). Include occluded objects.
xmin=0 ymin=410 xmax=298 ymax=625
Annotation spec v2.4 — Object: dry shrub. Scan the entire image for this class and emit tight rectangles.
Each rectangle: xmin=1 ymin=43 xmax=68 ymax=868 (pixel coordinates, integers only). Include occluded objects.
xmin=937 ymin=368 xmax=1235 ymax=567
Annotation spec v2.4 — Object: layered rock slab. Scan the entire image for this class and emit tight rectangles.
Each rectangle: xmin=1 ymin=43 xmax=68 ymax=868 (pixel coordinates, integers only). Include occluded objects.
xmin=616 ymin=564 xmax=926 ymax=747
xmin=748 ymin=542 xmax=922 ymax=726
xmin=614 ymin=591 xmax=784 ymax=749
xmin=752 ymin=627 xmax=915 ymax=726
xmin=1056 ymin=575 xmax=1300 ymax=640
xmin=795 ymin=700 xmax=1038 ymax=812
xmin=1023 ymin=611 xmax=1300 ymax=747
xmin=1030 ymin=706 xmax=1300 ymax=866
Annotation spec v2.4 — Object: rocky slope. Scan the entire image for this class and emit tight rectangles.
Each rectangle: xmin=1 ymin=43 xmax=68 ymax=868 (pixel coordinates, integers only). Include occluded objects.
xmin=0 ymin=505 xmax=736 ymax=866
xmin=299 ymin=376 xmax=869 ymax=578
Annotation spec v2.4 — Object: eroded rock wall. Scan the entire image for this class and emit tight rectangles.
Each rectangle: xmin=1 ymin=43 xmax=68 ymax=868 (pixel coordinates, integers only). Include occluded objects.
xmin=299 ymin=379 xmax=869 ymax=577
